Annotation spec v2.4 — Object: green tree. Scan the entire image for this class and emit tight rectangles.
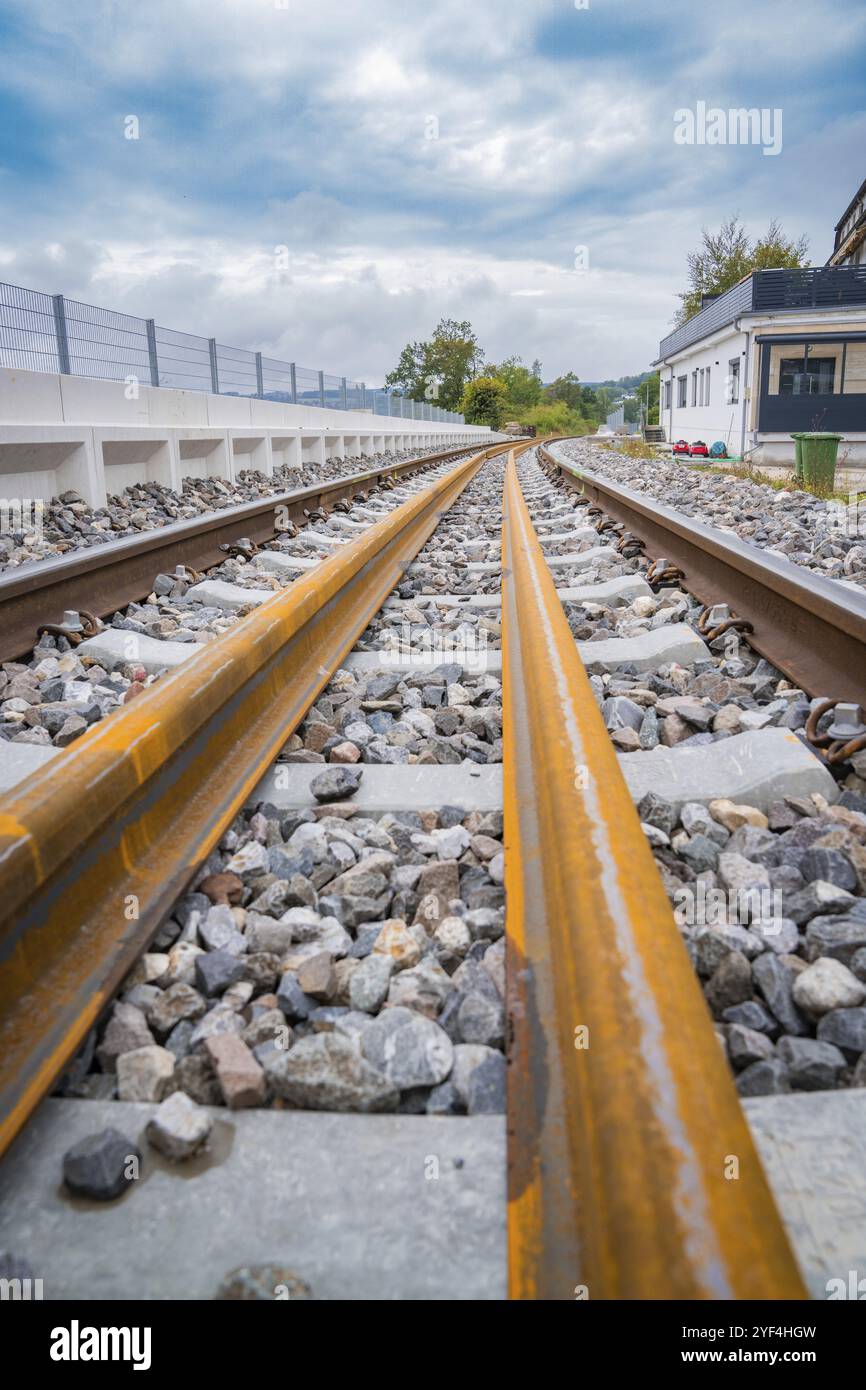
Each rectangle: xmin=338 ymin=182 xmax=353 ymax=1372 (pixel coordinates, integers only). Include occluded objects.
xmin=522 ymin=400 xmax=590 ymax=437
xmin=594 ymin=385 xmax=616 ymax=419
xmin=488 ymin=355 xmax=543 ymax=414
xmin=386 ymin=319 xmax=484 ymax=411
xmin=461 ymin=376 xmax=508 ymax=428
xmin=385 ymin=340 xmax=427 ymax=401
xmin=638 ymin=372 xmax=660 ymax=425
xmin=546 ymin=371 xmax=583 ymax=410
xmin=676 ymin=216 xmax=808 ymax=326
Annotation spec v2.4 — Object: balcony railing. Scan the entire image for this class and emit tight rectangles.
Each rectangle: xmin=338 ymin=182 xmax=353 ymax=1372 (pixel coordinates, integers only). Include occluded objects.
xmin=657 ymin=266 xmax=866 ymax=361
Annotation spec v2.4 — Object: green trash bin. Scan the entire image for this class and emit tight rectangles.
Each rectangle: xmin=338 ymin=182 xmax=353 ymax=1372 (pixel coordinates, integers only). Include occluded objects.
xmin=799 ymin=432 xmax=842 ymax=491
xmin=790 ymin=432 xmax=805 ymax=482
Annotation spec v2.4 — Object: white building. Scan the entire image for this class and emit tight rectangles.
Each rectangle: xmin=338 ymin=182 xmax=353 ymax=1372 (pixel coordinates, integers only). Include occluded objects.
xmin=653 ymin=265 xmax=866 ymax=465
xmin=829 ymin=175 xmax=866 ymax=268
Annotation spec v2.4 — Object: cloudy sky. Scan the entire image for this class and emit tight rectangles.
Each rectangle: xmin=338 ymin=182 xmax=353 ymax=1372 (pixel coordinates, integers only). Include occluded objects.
xmin=1 ymin=0 xmax=864 ymax=384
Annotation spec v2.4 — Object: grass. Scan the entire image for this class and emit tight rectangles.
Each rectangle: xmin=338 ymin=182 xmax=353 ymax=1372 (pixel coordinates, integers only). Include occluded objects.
xmin=597 ymin=436 xmax=856 ymax=503
xmin=596 ymin=437 xmax=660 ymax=462
xmin=689 ymin=459 xmax=853 ymax=501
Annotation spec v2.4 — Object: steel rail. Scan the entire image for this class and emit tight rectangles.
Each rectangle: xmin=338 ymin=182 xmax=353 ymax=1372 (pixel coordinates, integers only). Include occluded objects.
xmin=0 ymin=440 xmax=511 ymax=1156
xmin=0 ymin=443 xmax=477 ymax=664
xmin=501 ymin=452 xmax=806 ymax=1300
xmin=537 ymin=441 xmax=866 ymax=709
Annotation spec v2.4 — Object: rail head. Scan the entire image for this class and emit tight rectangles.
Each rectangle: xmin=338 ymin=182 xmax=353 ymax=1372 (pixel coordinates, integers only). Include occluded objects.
xmin=0 ymin=441 xmax=513 ymax=1157
xmin=538 ymin=439 xmax=866 ymax=708
xmin=0 ymin=442 xmax=485 ymax=662
xmin=501 ymin=451 xmax=806 ymax=1300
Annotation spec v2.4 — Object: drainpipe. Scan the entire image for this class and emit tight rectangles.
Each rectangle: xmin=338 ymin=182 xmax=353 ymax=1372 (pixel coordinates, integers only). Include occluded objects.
xmin=654 ymin=357 xmax=674 ymax=441
xmin=735 ymin=320 xmax=750 ymax=461
xmin=669 ymin=364 xmax=674 ymax=441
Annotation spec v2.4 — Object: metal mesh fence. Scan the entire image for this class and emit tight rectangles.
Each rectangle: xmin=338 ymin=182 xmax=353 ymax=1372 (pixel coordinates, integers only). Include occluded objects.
xmin=322 ymin=372 xmax=342 ymax=410
xmin=0 ymin=280 xmax=465 ymax=422
xmin=62 ymin=298 xmax=151 ymax=382
xmin=0 ymin=282 xmax=61 ymax=373
xmin=215 ymin=342 xmax=258 ymax=398
xmin=153 ymin=325 xmax=212 ymax=391
xmin=260 ymin=355 xmax=295 ymax=402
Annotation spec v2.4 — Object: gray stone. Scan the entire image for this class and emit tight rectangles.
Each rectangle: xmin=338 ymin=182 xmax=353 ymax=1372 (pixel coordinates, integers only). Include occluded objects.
xmin=145 ymin=1091 xmax=212 ymax=1161
xmin=276 ymin=971 xmax=316 ymax=1022
xmin=786 ymin=881 xmax=855 ymax=925
xmin=200 ymin=906 xmax=247 ymax=957
xmin=792 ymin=957 xmax=866 ymax=1018
xmin=310 ymin=767 xmax=363 ymax=802
xmin=264 ymin=1032 xmax=399 ymax=1112
xmin=146 ymin=982 xmax=206 ymax=1039
xmin=717 ymin=852 xmax=770 ymax=897
xmin=96 ymin=1002 xmax=154 ymax=1073
xmin=636 ymin=791 xmax=677 ymax=836
xmin=736 ymin=1059 xmax=791 ymax=1097
xmin=749 ymin=917 xmax=799 ymax=956
xmin=116 ymin=1045 xmax=176 ymax=1102
xmin=679 ymin=833 xmax=719 ymax=874
xmin=169 ymin=1054 xmax=221 ymax=1107
xmin=450 ymin=1044 xmax=506 ymax=1114
xmin=387 ymin=957 xmax=455 ymax=1017
xmin=805 ymin=914 xmax=866 ymax=966
xmin=704 ymin=950 xmax=752 ymax=1015
xmin=348 ymin=954 xmax=394 ymax=1013
xmin=195 ymin=949 xmax=246 ymax=998
xmin=721 ymin=1000 xmax=779 ymax=1036
xmin=753 ymin=953 xmax=809 ymax=1036
xmin=777 ymin=1037 xmax=847 ymax=1091
xmin=456 ymin=991 xmax=505 ymax=1047
xmin=425 ymin=1080 xmax=460 ymax=1114
xmin=188 ymin=1007 xmax=245 ymax=1052
xmin=601 ymin=695 xmax=644 ymax=733
xmin=361 ymin=1008 xmax=454 ymax=1089
xmin=726 ymin=1024 xmax=776 ymax=1070
xmin=799 ymin=848 xmax=857 ymax=892
xmin=62 ymin=1128 xmax=141 ymax=1200
xmin=681 ymin=801 xmax=728 ymax=844
xmin=816 ymin=1007 xmax=866 ymax=1057
xmin=164 ymin=1019 xmax=195 ymax=1063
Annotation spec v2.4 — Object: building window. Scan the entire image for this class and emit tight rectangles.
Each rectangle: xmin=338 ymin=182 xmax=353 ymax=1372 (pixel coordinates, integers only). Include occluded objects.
xmin=705 ymin=366 xmax=711 ymax=405
xmin=664 ymin=379 xmax=672 ymax=411
xmin=677 ymin=376 xmax=687 ymax=408
xmin=691 ymin=370 xmax=698 ymax=406
xmin=759 ymin=337 xmax=866 ymax=432
xmin=727 ymin=358 xmax=740 ymax=404
xmin=778 ymin=354 xmax=836 ymax=395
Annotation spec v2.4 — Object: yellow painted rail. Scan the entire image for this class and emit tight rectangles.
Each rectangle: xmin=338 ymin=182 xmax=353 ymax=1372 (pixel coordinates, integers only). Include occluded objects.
xmin=501 ymin=452 xmax=806 ymax=1300
xmin=0 ymin=441 xmax=509 ymax=1155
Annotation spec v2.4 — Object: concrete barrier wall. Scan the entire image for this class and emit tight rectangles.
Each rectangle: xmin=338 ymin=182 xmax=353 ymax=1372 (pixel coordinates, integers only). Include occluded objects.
xmin=0 ymin=367 xmax=500 ymax=507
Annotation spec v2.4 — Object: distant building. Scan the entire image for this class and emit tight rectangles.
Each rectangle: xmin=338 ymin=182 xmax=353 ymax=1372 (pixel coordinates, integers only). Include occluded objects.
xmin=653 ymin=261 xmax=866 ymax=464
xmin=829 ymin=176 xmax=866 ymax=268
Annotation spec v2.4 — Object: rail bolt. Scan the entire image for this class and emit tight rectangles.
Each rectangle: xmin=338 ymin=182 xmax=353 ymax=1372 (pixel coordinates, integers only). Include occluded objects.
xmin=826 ymin=703 xmax=866 ymax=740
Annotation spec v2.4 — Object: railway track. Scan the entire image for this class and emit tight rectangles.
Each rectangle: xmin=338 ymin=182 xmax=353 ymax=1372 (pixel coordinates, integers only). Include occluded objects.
xmin=0 ymin=441 xmax=477 ymax=665
xmin=1 ymin=436 xmax=865 ymax=1300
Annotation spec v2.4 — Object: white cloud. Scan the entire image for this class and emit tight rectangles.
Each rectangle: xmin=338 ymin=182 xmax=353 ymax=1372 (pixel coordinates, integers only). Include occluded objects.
xmin=1 ymin=0 xmax=862 ymax=388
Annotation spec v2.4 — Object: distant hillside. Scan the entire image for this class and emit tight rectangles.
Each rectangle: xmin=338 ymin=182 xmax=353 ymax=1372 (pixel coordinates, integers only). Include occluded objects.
xmin=580 ymin=371 xmax=655 ymax=392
